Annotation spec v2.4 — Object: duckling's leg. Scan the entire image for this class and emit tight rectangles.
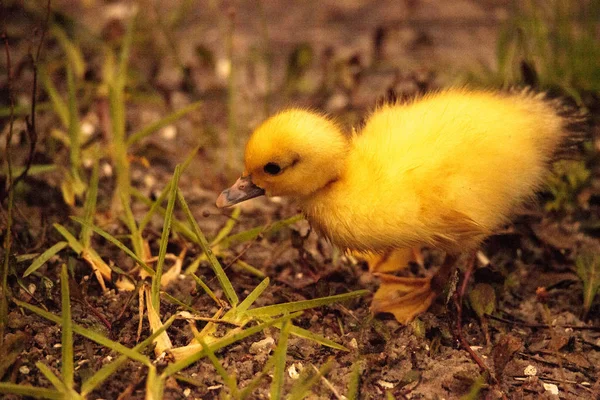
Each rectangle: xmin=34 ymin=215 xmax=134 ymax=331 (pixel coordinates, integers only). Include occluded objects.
xmin=370 ymin=254 xmax=458 ymax=324
xmin=357 ymin=247 xmax=422 ymax=274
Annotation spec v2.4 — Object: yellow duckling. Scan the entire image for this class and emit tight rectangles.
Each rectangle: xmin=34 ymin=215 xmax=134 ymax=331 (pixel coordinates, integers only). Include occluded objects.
xmin=217 ymin=88 xmax=581 ymax=323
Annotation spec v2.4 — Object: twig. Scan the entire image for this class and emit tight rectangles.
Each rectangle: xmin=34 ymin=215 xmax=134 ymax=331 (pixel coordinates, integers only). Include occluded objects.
xmin=517 ymin=352 xmax=596 ymax=381
xmin=452 ymin=253 xmax=498 ymax=382
xmin=1 ymin=0 xmax=51 ymax=203
xmin=486 ymin=313 xmax=600 ymax=331
xmin=0 ymin=30 xmax=15 ymax=348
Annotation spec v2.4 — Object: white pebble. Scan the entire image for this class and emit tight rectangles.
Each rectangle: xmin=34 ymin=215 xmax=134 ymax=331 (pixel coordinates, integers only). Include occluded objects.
xmin=348 ymin=338 xmax=358 ymax=350
xmin=377 ymin=380 xmax=395 ymax=389
xmin=288 ymin=363 xmax=301 ymax=379
xmin=81 ymin=121 xmax=95 ymax=137
xmin=102 ymin=163 xmax=113 ymax=177
xmin=543 ymin=382 xmax=559 ymax=395
xmin=160 ymin=125 xmax=177 ymax=140
xmin=216 ymin=58 xmax=231 ymax=80
xmin=249 ymin=336 xmax=275 ymax=355
xmin=524 ymin=365 xmax=537 ymax=376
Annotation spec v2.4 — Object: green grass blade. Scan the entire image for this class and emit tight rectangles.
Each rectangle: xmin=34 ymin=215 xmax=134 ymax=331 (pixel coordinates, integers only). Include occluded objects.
xmin=346 ymin=359 xmax=363 ymax=400
xmin=217 ymin=214 xmax=303 ymax=249
xmin=80 ymin=157 xmax=100 ymax=248
xmin=138 ymin=181 xmax=171 ymax=232
xmin=223 ymin=277 xmax=269 ymax=323
xmin=232 ymin=260 xmax=266 ymax=278
xmin=23 ymin=241 xmax=68 ymax=277
xmin=138 ymin=144 xmax=200 ymax=232
xmin=239 ymin=351 xmax=277 ymax=399
xmin=54 ymin=223 xmax=84 ymax=254
xmin=39 ymin=65 xmax=68 ymax=127
xmin=151 ymin=165 xmax=181 ymax=312
xmin=210 ymin=206 xmax=241 ymax=246
xmin=126 ymin=101 xmax=202 ymax=146
xmin=14 ymin=299 xmax=152 ymax=366
xmin=1 ymin=164 xmax=56 ymax=176
xmin=177 ymin=189 xmax=239 ymax=306
xmin=66 ymin=55 xmax=82 ymax=186
xmin=288 ymin=358 xmax=335 ymax=400
xmin=199 ymin=340 xmax=238 ymax=396
xmin=285 ymin=324 xmax=348 ymax=352
xmin=35 ymin=362 xmax=67 ymax=393
xmin=0 ymin=383 xmax=62 ymax=399
xmin=81 ymin=315 xmax=176 ymax=396
xmin=145 ymin=365 xmax=164 ymax=400
xmin=236 ymin=277 xmax=270 ymax=314
xmin=60 ymin=264 xmax=74 ymax=390
xmin=51 ymin=25 xmax=86 ymax=78
xmin=69 ymin=217 xmax=154 ymax=276
xmin=135 ymin=186 xmax=196 ymax=241
xmin=161 ymin=291 xmax=197 ymax=314
xmin=246 ymin=290 xmax=369 ymax=318
xmin=270 ymin=319 xmax=291 ymax=400
xmin=190 ymin=273 xmax=222 ymax=307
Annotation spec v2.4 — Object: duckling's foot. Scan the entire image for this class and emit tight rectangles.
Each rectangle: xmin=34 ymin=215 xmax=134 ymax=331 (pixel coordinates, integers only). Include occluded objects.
xmin=370 ymin=274 xmax=435 ymax=324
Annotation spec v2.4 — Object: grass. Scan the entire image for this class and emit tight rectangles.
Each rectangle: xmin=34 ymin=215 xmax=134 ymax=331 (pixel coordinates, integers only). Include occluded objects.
xmin=1 ymin=13 xmax=370 ymax=398
xmin=468 ymin=0 xmax=600 ymax=101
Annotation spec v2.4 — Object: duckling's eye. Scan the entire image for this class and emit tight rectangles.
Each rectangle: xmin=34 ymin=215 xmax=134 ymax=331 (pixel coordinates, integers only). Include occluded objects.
xmin=263 ymin=162 xmax=282 ymax=175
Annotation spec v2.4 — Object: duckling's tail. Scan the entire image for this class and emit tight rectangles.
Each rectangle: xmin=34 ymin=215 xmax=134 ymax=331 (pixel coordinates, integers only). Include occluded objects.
xmin=516 ymin=87 xmax=590 ymax=161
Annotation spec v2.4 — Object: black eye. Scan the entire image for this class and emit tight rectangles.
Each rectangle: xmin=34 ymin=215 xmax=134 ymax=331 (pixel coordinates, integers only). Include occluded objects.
xmin=263 ymin=162 xmax=282 ymax=175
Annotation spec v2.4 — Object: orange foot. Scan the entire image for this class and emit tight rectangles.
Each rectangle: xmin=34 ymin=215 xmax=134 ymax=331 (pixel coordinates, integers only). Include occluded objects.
xmin=370 ymin=273 xmax=435 ymax=324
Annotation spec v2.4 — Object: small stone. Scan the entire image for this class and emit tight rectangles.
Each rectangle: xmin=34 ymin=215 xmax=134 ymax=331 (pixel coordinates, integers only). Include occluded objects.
xmin=19 ymin=366 xmax=30 ymax=374
xmin=543 ymin=382 xmax=559 ymax=395
xmin=249 ymin=336 xmax=275 ymax=355
xmin=377 ymin=380 xmax=395 ymax=389
xmin=102 ymin=163 xmax=113 ymax=177
xmin=524 ymin=365 xmax=537 ymax=376
xmin=288 ymin=363 xmax=301 ymax=379
xmin=348 ymin=338 xmax=358 ymax=350
xmin=216 ymin=58 xmax=231 ymax=80
xmin=160 ymin=125 xmax=177 ymax=140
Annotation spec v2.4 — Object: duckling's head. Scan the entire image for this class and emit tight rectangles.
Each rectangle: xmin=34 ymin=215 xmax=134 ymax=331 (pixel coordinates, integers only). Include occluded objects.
xmin=217 ymin=109 xmax=348 ymax=207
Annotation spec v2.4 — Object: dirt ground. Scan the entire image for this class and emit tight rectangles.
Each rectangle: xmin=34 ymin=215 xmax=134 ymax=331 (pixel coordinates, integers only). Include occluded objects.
xmin=1 ymin=1 xmax=599 ymax=399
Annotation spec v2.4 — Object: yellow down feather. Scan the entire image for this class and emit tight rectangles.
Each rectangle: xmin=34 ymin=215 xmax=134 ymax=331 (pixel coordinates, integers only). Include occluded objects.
xmin=233 ymin=88 xmax=571 ymax=256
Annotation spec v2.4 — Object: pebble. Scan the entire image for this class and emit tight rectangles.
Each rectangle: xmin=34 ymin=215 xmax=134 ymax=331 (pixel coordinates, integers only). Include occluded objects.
xmin=249 ymin=336 xmax=275 ymax=355
xmin=524 ymin=365 xmax=537 ymax=376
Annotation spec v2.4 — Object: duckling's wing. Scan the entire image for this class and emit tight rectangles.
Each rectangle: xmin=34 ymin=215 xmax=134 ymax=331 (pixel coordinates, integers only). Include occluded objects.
xmin=429 ymin=209 xmax=491 ymax=253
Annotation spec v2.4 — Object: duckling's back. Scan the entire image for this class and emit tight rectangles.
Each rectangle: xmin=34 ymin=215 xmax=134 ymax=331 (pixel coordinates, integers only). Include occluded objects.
xmin=314 ymin=88 xmax=580 ymax=253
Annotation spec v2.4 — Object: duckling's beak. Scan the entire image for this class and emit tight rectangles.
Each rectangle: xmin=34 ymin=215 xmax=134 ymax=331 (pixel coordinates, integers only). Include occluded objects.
xmin=216 ymin=175 xmax=265 ymax=208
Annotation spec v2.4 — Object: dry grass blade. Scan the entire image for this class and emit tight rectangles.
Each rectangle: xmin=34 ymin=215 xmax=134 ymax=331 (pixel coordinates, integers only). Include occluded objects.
xmin=144 ymin=286 xmax=173 ymax=356
xmin=70 ymin=217 xmax=154 ymax=276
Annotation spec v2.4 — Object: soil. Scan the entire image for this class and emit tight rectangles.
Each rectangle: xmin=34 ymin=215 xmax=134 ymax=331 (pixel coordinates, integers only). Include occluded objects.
xmin=1 ymin=1 xmax=599 ymax=399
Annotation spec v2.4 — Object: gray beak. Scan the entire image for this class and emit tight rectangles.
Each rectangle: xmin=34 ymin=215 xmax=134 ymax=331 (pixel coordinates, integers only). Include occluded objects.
xmin=216 ymin=176 xmax=265 ymax=208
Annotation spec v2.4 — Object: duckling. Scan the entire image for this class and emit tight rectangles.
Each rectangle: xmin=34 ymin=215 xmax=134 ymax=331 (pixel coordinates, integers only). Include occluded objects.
xmin=217 ymin=88 xmax=582 ymax=323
